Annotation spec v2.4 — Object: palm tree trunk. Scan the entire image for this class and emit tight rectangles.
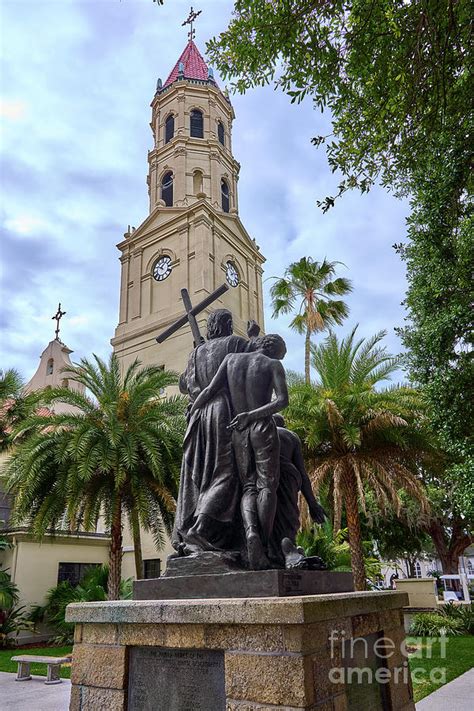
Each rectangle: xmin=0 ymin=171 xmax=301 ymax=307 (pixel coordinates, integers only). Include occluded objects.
xmin=131 ymin=507 xmax=144 ymax=580
xmin=298 ymin=493 xmax=310 ymax=529
xmin=305 ymin=327 xmax=311 ymax=385
xmin=343 ymin=472 xmax=367 ymax=591
xmin=108 ymin=495 xmax=123 ymax=600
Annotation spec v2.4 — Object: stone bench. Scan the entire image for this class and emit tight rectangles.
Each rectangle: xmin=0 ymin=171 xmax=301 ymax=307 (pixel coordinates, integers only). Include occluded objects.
xmin=11 ymin=654 xmax=72 ymax=685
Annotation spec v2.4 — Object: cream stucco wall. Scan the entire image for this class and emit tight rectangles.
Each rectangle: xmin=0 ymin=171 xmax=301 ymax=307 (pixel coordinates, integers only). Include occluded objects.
xmin=121 ymin=519 xmax=175 ymax=581
xmin=25 ymin=338 xmax=84 ymax=414
xmin=395 ymin=578 xmax=439 ymax=609
xmin=2 ymin=534 xmax=109 ymax=608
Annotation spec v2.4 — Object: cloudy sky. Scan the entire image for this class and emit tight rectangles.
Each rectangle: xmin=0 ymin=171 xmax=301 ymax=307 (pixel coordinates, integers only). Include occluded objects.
xmin=1 ymin=0 xmax=410 ymax=382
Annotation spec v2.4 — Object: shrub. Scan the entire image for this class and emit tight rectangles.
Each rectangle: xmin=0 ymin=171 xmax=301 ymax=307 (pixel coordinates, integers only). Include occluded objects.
xmin=0 ymin=607 xmax=34 ymax=647
xmin=30 ymin=565 xmax=132 ymax=644
xmin=296 ymin=523 xmax=383 ymax=585
xmin=440 ymin=602 xmax=474 ymax=634
xmin=409 ymin=612 xmax=464 ymax=637
xmin=0 ymin=570 xmax=20 ymax=610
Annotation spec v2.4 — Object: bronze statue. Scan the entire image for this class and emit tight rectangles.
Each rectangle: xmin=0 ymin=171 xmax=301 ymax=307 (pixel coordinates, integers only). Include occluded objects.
xmin=172 ymin=310 xmax=257 ymax=554
xmin=191 ymin=334 xmax=288 ymax=569
xmin=271 ymin=414 xmax=327 ymax=569
xmin=156 ymin=293 xmax=326 ymax=573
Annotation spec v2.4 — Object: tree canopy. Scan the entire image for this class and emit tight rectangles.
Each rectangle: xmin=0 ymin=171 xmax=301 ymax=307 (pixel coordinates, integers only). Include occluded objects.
xmin=208 ymin=0 xmax=473 ymax=509
xmin=208 ymin=0 xmax=470 ymax=207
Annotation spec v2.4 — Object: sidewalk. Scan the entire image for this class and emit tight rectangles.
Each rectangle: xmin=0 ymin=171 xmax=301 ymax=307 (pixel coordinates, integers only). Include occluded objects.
xmin=416 ymin=667 xmax=474 ymax=710
xmin=0 ymin=671 xmax=70 ymax=711
xmin=1 ymin=667 xmax=472 ymax=710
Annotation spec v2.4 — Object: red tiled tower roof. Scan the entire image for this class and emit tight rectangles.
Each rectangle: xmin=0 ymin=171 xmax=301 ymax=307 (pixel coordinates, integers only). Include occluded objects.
xmin=162 ymin=40 xmax=215 ymax=90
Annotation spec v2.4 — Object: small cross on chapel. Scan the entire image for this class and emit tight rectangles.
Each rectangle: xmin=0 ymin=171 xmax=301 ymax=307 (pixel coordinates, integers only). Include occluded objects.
xmin=111 ymin=13 xmax=265 ymax=373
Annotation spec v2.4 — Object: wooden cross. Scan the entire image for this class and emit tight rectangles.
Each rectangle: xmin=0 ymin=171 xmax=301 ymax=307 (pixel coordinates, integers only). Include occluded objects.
xmin=182 ymin=6 xmax=202 ymax=41
xmin=156 ymin=283 xmax=229 ymax=347
xmin=52 ymin=303 xmax=66 ymax=341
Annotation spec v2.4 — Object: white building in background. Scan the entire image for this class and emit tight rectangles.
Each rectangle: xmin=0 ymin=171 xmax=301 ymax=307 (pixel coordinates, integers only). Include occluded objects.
xmin=380 ymin=546 xmax=474 ymax=592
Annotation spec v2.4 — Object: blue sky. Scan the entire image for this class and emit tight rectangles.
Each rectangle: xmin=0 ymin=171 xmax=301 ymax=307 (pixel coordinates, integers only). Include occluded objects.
xmin=0 ymin=0 xmax=410 ymax=382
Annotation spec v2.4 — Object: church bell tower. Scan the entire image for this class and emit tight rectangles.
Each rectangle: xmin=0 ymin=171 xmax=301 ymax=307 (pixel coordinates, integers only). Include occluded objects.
xmin=112 ymin=34 xmax=265 ymax=373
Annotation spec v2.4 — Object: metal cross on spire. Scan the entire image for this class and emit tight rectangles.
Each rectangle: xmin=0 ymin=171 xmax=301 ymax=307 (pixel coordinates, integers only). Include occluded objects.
xmin=52 ymin=303 xmax=66 ymax=341
xmin=182 ymin=6 xmax=202 ymax=42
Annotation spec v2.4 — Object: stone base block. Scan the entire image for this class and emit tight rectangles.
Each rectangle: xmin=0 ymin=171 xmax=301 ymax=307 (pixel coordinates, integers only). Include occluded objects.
xmin=133 ymin=569 xmax=354 ymax=600
xmin=66 ymin=591 xmax=415 ymax=711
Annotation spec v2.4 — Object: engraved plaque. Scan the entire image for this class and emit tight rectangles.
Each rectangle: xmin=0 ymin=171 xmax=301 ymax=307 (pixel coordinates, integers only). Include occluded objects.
xmin=282 ymin=571 xmax=303 ymax=595
xmin=128 ymin=647 xmax=226 ymax=711
xmin=343 ymin=632 xmax=391 ymax=710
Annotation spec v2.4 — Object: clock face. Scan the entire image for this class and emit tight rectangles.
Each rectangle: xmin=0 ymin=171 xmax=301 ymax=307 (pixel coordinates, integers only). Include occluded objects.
xmin=153 ymin=255 xmax=172 ymax=282
xmin=226 ymin=261 xmax=239 ymax=288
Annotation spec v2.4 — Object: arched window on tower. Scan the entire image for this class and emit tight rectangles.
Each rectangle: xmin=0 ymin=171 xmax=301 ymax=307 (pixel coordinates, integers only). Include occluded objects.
xmin=414 ymin=561 xmax=422 ymax=578
xmin=161 ymin=172 xmax=173 ymax=207
xmin=165 ymin=114 xmax=174 ymax=144
xmin=217 ymin=121 xmax=225 ymax=146
xmin=46 ymin=358 xmax=54 ymax=375
xmin=190 ymin=109 xmax=203 ymax=138
xmin=221 ymin=179 xmax=230 ymax=213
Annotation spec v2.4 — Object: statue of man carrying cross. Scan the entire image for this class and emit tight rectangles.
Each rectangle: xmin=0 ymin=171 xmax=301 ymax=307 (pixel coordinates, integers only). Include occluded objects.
xmin=156 ymin=284 xmax=260 ymax=555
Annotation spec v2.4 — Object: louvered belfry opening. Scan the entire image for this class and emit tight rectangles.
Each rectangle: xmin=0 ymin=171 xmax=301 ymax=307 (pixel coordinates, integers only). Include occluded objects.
xmin=190 ymin=109 xmax=204 ymax=138
xmin=221 ymin=179 xmax=230 ymax=213
xmin=218 ymin=121 xmax=225 ymax=146
xmin=165 ymin=114 xmax=174 ymax=144
xmin=161 ymin=172 xmax=173 ymax=206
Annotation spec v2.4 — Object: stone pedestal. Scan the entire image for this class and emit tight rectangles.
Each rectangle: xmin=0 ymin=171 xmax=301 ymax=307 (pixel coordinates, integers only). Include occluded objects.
xmin=66 ymin=591 xmax=415 ymax=710
xmin=134 ymin=569 xmax=354 ymax=600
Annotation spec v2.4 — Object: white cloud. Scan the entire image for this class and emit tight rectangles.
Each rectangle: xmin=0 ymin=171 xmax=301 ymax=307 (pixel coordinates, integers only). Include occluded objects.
xmin=0 ymin=98 xmax=28 ymax=121
xmin=4 ymin=215 xmax=48 ymax=236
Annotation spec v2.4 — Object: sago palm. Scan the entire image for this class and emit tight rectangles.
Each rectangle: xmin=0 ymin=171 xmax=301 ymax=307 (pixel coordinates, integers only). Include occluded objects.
xmin=270 ymin=257 xmax=352 ymax=383
xmin=285 ymin=327 xmax=431 ymax=590
xmin=4 ymin=354 xmax=186 ymax=599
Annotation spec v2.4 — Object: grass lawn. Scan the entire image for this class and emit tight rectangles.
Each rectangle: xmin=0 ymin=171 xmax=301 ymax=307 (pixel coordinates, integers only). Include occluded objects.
xmin=0 ymin=645 xmax=73 ymax=679
xmin=407 ymin=635 xmax=474 ymax=702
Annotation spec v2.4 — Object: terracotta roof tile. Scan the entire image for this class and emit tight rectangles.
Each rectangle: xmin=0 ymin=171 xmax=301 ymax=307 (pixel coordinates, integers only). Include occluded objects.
xmin=163 ymin=40 xmax=215 ymax=90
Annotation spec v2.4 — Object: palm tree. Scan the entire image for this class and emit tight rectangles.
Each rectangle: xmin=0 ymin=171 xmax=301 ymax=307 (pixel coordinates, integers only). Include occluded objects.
xmin=285 ymin=327 xmax=431 ymax=590
xmin=4 ymin=354 xmax=186 ymax=599
xmin=270 ymin=257 xmax=352 ymax=384
xmin=0 ymin=369 xmax=39 ymax=451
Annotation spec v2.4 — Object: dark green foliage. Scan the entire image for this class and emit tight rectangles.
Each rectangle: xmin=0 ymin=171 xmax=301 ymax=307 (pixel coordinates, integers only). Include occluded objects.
xmin=296 ymin=522 xmax=382 ymax=584
xmin=396 ymin=132 xmax=473 ymax=517
xmin=297 ymin=522 xmax=352 ymax=571
xmin=0 ymin=570 xmax=20 ymax=610
xmin=30 ymin=565 xmax=132 ymax=644
xmin=0 ymin=607 xmax=34 ymax=647
xmin=364 ymin=492 xmax=434 ymax=578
